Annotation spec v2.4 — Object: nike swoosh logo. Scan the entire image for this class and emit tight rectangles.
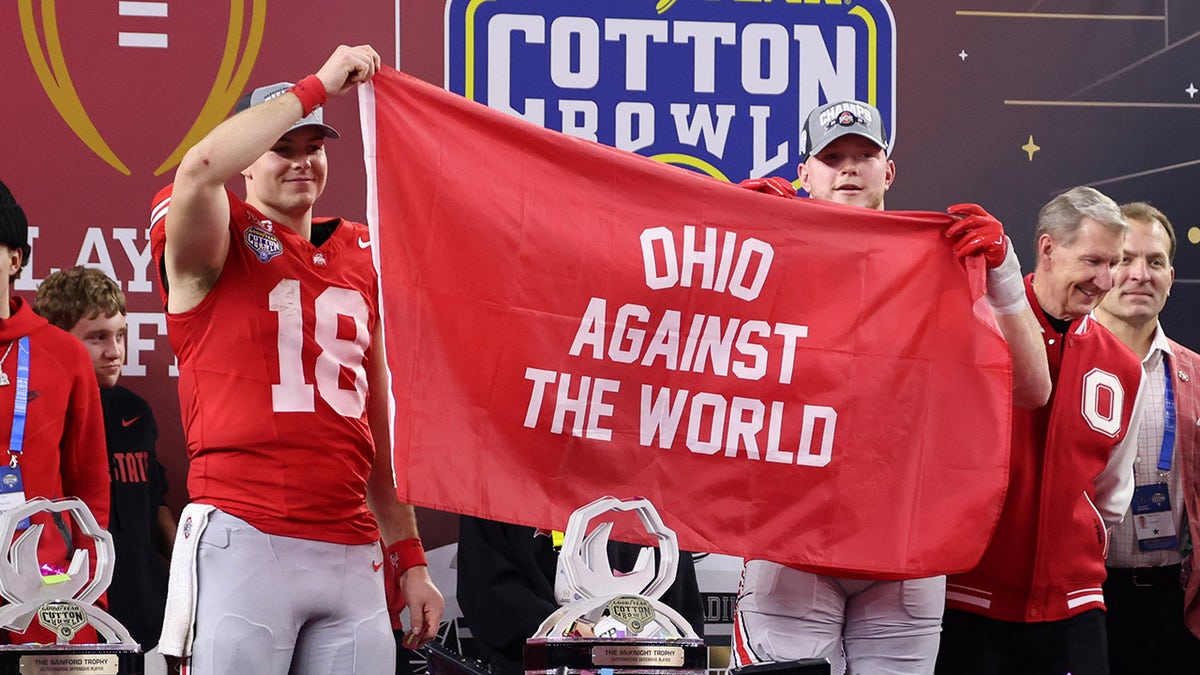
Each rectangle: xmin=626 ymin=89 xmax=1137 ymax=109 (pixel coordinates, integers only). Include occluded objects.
xmin=372 ymin=560 xmax=383 ymax=572
xmin=358 ymin=237 xmax=371 ymax=249
xmin=121 ymin=417 xmax=141 ymax=427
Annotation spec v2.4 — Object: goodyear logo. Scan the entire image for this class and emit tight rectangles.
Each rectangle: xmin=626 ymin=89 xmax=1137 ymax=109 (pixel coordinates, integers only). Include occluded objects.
xmin=445 ymin=0 xmax=896 ymax=183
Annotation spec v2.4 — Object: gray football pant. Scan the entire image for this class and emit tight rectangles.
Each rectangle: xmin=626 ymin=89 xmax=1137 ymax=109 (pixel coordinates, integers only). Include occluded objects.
xmin=186 ymin=510 xmax=395 ymax=675
xmin=733 ymin=560 xmax=945 ymax=675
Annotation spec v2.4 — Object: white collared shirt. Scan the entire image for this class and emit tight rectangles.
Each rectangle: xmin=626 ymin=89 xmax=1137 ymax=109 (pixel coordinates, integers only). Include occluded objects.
xmin=1107 ymin=324 xmax=1182 ymax=568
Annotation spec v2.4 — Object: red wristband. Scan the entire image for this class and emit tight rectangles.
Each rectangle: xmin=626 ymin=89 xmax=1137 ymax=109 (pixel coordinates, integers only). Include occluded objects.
xmin=288 ymin=75 xmax=328 ymax=117
xmin=385 ymin=537 xmax=427 ymax=573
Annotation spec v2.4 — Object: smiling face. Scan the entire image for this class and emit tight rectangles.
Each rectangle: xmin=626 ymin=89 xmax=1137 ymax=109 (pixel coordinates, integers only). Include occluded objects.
xmin=244 ymin=126 xmax=329 ymax=220
xmin=1097 ymin=216 xmax=1174 ymax=328
xmin=798 ymin=134 xmax=895 ymax=210
xmin=69 ymin=312 xmax=127 ymax=388
xmin=1034 ymin=216 xmax=1124 ymax=320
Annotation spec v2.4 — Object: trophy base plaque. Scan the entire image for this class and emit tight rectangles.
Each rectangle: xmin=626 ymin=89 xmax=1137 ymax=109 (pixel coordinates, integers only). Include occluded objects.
xmin=0 ymin=644 xmax=142 ymax=675
xmin=0 ymin=499 xmax=142 ymax=674
xmin=525 ymin=637 xmax=707 ymax=675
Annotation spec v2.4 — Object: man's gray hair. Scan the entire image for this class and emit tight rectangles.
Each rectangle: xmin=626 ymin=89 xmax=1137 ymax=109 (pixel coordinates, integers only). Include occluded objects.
xmin=1034 ymin=186 xmax=1126 ymax=248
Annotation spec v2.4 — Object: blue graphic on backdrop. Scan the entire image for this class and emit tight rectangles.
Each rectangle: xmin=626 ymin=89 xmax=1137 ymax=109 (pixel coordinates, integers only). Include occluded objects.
xmin=445 ymin=0 xmax=896 ymax=183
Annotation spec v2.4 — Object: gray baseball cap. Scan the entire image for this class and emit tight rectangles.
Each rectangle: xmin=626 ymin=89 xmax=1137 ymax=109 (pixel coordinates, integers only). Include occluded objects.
xmin=801 ymin=100 xmax=887 ymax=159
xmin=235 ymin=81 xmax=340 ymax=139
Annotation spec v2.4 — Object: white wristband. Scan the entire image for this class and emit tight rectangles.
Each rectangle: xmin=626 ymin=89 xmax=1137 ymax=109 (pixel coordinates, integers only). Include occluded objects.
xmin=986 ymin=237 xmax=1029 ymax=315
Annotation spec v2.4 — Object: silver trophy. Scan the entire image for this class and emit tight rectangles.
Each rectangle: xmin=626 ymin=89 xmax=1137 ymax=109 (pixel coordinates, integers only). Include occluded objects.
xmin=0 ymin=497 xmax=141 ymax=675
xmin=524 ymin=496 xmax=706 ymax=674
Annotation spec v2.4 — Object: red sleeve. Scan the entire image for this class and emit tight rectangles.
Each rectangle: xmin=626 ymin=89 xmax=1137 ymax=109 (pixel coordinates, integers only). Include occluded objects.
xmin=149 ymin=184 xmax=173 ymax=308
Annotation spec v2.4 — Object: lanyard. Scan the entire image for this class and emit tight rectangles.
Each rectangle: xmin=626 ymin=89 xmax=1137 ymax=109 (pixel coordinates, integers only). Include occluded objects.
xmin=8 ymin=337 xmax=29 ymax=461
xmin=1158 ymin=358 xmax=1177 ymax=472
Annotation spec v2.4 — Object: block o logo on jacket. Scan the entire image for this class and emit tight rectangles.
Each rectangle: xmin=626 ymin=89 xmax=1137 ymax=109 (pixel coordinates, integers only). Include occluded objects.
xmin=1082 ymin=368 xmax=1124 ymax=438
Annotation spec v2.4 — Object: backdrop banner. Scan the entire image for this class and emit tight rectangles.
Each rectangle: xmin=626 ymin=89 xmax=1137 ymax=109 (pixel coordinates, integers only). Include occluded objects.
xmin=361 ymin=67 xmax=1012 ymax=578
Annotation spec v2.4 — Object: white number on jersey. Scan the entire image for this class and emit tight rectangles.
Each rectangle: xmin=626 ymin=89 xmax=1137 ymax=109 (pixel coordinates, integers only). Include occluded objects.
xmin=269 ymin=279 xmax=370 ymax=416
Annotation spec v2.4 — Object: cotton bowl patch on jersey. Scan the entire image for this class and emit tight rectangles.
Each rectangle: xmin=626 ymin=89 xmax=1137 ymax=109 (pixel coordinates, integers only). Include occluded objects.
xmin=444 ymin=0 xmax=897 ymax=184
xmin=244 ymin=225 xmax=283 ymax=263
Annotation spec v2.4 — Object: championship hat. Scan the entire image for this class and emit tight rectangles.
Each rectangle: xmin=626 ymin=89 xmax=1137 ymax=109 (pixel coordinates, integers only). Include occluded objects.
xmin=0 ymin=181 xmax=31 ymax=267
xmin=235 ymin=82 xmax=340 ymax=139
xmin=801 ymin=100 xmax=888 ymax=159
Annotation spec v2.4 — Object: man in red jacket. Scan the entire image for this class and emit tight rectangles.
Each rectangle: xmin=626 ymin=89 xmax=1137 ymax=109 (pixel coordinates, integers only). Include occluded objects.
xmin=939 ymin=186 xmax=1145 ymax=675
xmin=0 ymin=181 xmax=110 ymax=644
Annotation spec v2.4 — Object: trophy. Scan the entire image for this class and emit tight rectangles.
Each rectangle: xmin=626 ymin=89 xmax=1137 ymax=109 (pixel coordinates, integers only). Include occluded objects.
xmin=0 ymin=497 xmax=141 ymax=675
xmin=524 ymin=496 xmax=706 ymax=674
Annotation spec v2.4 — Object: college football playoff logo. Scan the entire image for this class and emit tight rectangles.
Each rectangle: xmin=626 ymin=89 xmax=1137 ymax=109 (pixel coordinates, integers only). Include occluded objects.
xmin=18 ymin=0 xmax=265 ymax=176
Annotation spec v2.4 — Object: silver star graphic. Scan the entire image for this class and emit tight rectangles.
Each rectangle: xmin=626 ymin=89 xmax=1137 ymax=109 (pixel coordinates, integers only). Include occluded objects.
xmin=958 ymin=50 xmax=968 ymax=61
xmin=1187 ymin=83 xmax=1198 ymax=99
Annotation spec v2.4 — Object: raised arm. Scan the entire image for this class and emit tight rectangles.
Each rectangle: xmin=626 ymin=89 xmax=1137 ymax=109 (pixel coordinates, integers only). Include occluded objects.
xmin=945 ymin=204 xmax=1052 ymax=409
xmin=992 ymin=302 xmax=1052 ymax=409
xmin=163 ymin=44 xmax=381 ymax=313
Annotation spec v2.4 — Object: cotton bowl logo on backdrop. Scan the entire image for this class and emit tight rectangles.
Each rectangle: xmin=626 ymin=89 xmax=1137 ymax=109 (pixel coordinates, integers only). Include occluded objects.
xmin=445 ymin=0 xmax=895 ymax=182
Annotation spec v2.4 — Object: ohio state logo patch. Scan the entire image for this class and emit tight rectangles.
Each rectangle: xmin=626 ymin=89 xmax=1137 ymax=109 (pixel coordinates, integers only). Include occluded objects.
xmin=245 ymin=225 xmax=283 ymax=263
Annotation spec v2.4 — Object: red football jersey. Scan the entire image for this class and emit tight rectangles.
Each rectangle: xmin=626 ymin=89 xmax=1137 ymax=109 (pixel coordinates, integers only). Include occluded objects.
xmin=163 ymin=188 xmax=381 ymax=544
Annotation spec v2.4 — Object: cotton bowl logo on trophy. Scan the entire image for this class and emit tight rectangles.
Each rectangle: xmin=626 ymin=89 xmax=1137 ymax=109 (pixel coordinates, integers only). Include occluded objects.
xmin=36 ymin=601 xmax=88 ymax=642
xmin=0 ymin=498 xmax=134 ymax=646
xmin=445 ymin=0 xmax=895 ymax=183
xmin=526 ymin=497 xmax=706 ymax=675
xmin=608 ymin=596 xmax=656 ymax=633
xmin=18 ymin=0 xmax=265 ymax=176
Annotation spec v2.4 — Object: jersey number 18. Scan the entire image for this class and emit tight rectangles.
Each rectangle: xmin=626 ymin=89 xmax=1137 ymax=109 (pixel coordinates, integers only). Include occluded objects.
xmin=269 ymin=278 xmax=370 ymax=417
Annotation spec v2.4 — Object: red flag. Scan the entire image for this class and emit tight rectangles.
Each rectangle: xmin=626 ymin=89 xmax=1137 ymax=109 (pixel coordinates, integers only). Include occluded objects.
xmin=360 ymin=67 xmax=1012 ymax=578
